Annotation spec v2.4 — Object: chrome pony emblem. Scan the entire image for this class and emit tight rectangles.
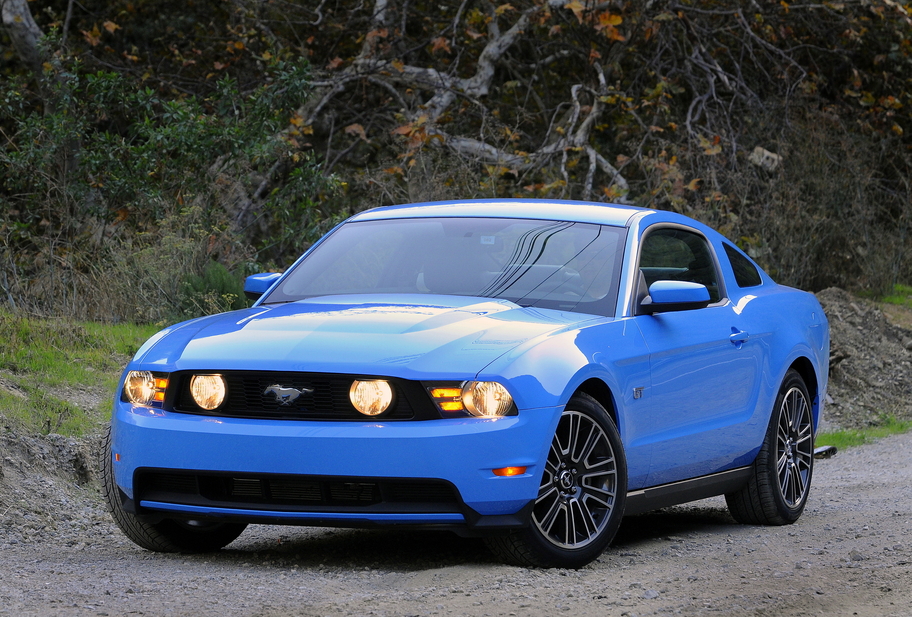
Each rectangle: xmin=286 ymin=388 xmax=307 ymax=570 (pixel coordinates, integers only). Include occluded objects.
xmin=264 ymin=384 xmax=312 ymax=406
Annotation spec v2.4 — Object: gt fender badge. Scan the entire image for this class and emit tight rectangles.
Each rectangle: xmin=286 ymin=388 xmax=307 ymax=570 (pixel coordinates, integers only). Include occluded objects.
xmin=264 ymin=384 xmax=312 ymax=405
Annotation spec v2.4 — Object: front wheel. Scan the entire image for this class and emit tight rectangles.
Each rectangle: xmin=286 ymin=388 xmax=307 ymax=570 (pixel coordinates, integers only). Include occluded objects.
xmin=486 ymin=393 xmax=627 ymax=568
xmin=100 ymin=425 xmax=247 ymax=552
xmin=726 ymin=369 xmax=814 ymax=525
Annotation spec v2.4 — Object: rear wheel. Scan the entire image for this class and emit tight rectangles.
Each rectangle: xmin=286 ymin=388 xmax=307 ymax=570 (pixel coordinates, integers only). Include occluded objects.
xmin=100 ymin=425 xmax=247 ymax=552
xmin=486 ymin=393 xmax=626 ymax=568
xmin=726 ymin=369 xmax=814 ymax=525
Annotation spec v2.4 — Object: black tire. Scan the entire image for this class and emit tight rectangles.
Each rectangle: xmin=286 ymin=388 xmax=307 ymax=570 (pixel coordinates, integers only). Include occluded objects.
xmin=726 ymin=369 xmax=814 ymax=525
xmin=486 ymin=393 xmax=627 ymax=568
xmin=100 ymin=425 xmax=247 ymax=552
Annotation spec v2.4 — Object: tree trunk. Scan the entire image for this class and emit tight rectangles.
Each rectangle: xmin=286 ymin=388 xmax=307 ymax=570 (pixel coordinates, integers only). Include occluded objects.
xmin=1 ymin=0 xmax=45 ymax=78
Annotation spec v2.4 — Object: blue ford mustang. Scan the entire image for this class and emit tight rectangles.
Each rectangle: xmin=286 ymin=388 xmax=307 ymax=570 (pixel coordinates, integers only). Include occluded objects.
xmin=102 ymin=199 xmax=829 ymax=568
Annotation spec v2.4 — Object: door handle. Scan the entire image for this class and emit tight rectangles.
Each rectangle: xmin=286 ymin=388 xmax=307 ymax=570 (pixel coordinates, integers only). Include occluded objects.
xmin=730 ymin=328 xmax=750 ymax=347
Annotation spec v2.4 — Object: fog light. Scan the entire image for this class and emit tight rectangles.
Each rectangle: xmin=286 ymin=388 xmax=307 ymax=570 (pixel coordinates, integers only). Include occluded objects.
xmin=190 ymin=374 xmax=227 ymax=410
xmin=350 ymin=379 xmax=393 ymax=416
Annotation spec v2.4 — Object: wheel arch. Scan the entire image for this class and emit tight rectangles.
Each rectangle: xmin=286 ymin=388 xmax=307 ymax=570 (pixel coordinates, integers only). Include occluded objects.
xmin=788 ymin=355 xmax=821 ymax=432
xmin=572 ymin=378 xmax=619 ymax=427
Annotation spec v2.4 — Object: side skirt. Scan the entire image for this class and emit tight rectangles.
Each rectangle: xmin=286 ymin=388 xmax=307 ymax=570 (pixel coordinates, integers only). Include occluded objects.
xmin=624 ymin=467 xmax=752 ymax=516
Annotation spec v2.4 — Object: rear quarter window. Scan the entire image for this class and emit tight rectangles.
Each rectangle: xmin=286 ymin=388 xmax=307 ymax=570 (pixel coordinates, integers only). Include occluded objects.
xmin=723 ymin=243 xmax=762 ymax=288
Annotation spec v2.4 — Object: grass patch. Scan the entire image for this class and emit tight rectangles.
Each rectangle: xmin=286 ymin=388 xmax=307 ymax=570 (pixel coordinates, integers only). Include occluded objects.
xmin=879 ymin=284 xmax=912 ymax=308
xmin=816 ymin=415 xmax=912 ymax=450
xmin=0 ymin=389 xmax=94 ymax=436
xmin=0 ymin=311 xmax=160 ymax=436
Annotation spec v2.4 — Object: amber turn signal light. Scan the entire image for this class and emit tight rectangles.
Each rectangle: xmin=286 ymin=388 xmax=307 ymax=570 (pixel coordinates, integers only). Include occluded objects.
xmin=493 ymin=466 xmax=527 ymax=477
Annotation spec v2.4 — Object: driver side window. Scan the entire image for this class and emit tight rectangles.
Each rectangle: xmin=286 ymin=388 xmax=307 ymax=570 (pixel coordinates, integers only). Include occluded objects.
xmin=639 ymin=228 xmax=721 ymax=303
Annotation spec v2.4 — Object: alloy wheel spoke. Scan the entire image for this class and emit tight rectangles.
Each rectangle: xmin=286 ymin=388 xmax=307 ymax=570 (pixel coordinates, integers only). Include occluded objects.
xmin=778 ymin=413 xmax=791 ymax=438
xmin=582 ymin=454 xmax=615 ymax=473
xmin=544 ymin=456 xmax=560 ymax=476
xmin=536 ymin=493 xmax=564 ymax=536
xmin=777 ymin=450 xmax=790 ymax=475
xmin=791 ymin=463 xmax=806 ymax=500
xmin=786 ymin=390 xmax=798 ymax=428
xmin=581 ymin=485 xmax=614 ymax=509
xmin=552 ymin=433 xmax=570 ymax=461
xmin=780 ymin=463 xmax=793 ymax=502
xmin=565 ymin=501 xmax=582 ymax=543
xmin=567 ymin=414 xmax=587 ymax=461
xmin=536 ymin=485 xmax=560 ymax=507
xmin=793 ymin=392 xmax=808 ymax=429
xmin=573 ymin=423 xmax=599 ymax=465
xmin=539 ymin=469 xmax=557 ymax=492
xmin=580 ymin=468 xmax=616 ymax=488
xmin=570 ymin=498 xmax=597 ymax=540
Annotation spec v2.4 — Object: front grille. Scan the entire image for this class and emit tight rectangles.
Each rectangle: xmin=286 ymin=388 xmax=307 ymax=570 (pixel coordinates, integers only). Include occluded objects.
xmin=135 ymin=470 xmax=462 ymax=513
xmin=169 ymin=371 xmax=437 ymax=421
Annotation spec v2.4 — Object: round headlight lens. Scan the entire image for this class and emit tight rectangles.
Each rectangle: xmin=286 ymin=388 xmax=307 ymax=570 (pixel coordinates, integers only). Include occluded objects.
xmin=124 ymin=370 xmax=156 ymax=405
xmin=349 ymin=379 xmax=393 ymax=416
xmin=190 ymin=374 xmax=227 ymax=410
xmin=462 ymin=381 xmax=513 ymax=418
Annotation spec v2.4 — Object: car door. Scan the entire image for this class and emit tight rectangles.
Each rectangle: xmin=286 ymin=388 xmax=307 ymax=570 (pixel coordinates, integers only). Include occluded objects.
xmin=631 ymin=226 xmax=764 ymax=486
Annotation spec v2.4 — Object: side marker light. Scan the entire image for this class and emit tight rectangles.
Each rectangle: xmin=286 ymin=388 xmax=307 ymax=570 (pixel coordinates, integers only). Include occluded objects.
xmin=493 ymin=466 xmax=527 ymax=477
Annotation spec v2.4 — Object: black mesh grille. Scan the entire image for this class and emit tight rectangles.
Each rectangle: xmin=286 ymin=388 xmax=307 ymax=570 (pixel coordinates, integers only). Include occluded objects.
xmin=144 ymin=473 xmax=197 ymax=494
xmin=169 ymin=371 xmax=437 ymax=421
xmin=135 ymin=470 xmax=461 ymax=513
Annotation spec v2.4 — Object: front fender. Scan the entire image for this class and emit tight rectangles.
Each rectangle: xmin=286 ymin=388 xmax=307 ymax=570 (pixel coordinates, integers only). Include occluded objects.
xmin=478 ymin=318 xmax=650 ymax=427
xmin=478 ymin=317 xmax=651 ymax=488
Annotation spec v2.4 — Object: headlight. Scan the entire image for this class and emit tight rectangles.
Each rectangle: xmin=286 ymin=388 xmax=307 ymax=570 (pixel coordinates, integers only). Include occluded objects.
xmin=350 ymin=379 xmax=393 ymax=416
xmin=462 ymin=381 xmax=514 ymax=418
xmin=123 ymin=371 xmax=168 ymax=405
xmin=190 ymin=374 xmax=227 ymax=410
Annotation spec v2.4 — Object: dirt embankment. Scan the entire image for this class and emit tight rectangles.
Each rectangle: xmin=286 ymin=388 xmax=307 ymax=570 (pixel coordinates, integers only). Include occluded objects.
xmin=816 ymin=288 xmax=912 ymax=430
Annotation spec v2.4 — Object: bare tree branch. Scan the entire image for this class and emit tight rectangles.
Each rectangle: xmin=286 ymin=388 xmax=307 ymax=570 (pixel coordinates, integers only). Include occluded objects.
xmin=296 ymin=0 xmax=631 ymax=198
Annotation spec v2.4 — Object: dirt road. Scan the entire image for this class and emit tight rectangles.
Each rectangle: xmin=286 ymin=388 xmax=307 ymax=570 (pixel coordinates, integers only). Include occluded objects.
xmin=1 ymin=428 xmax=910 ymax=617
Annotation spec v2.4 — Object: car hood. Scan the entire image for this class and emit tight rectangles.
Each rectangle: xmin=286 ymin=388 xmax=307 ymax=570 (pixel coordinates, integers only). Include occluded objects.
xmin=134 ymin=294 xmax=601 ymax=378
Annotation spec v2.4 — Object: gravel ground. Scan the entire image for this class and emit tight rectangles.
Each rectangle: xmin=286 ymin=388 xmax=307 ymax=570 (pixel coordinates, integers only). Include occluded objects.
xmin=1 ymin=429 xmax=910 ymax=617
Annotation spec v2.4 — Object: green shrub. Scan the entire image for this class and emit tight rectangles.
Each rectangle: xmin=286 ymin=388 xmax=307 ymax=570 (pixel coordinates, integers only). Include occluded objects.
xmin=0 ymin=55 xmax=335 ymax=323
xmin=180 ymin=260 xmax=247 ymax=317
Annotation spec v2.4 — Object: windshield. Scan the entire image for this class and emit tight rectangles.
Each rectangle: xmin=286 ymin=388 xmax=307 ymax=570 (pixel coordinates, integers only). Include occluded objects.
xmin=263 ymin=217 xmax=626 ymax=315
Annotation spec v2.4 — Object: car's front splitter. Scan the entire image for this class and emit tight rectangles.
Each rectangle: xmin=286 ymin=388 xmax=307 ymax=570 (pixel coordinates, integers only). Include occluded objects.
xmin=142 ymin=501 xmax=466 ymax=524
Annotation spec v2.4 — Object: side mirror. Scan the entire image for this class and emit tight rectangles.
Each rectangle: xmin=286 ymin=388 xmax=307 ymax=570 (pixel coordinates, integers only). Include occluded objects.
xmin=637 ymin=280 xmax=711 ymax=315
xmin=244 ymin=272 xmax=282 ymax=301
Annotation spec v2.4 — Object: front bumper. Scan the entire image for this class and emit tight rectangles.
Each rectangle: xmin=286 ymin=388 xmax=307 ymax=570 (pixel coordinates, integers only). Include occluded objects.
xmin=110 ymin=401 xmax=561 ymax=529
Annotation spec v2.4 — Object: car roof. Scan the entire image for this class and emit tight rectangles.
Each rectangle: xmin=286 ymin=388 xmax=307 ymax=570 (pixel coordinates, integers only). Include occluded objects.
xmin=348 ymin=199 xmax=651 ymax=228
